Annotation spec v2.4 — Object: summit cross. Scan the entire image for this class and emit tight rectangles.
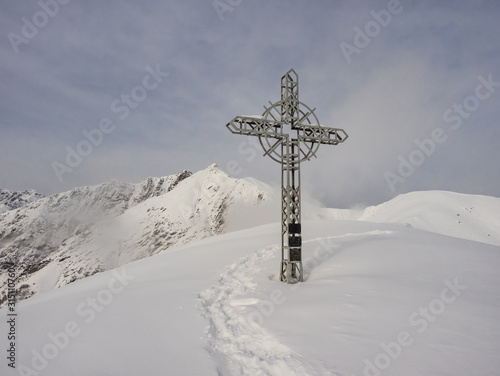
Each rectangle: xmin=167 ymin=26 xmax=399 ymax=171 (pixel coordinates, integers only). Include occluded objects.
xmin=226 ymin=69 xmax=348 ymax=283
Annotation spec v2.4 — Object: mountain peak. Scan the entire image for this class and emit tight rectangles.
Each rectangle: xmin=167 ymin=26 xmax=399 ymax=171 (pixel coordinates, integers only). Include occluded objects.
xmin=0 ymin=165 xmax=269 ymax=307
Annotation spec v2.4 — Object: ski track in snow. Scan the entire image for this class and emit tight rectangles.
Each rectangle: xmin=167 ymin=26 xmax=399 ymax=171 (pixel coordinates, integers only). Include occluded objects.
xmin=198 ymin=245 xmax=340 ymax=376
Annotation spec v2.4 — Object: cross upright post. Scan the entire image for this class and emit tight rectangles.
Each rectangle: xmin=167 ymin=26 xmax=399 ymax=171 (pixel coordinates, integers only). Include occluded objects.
xmin=226 ymin=69 xmax=348 ymax=283
xmin=280 ymin=70 xmax=303 ymax=283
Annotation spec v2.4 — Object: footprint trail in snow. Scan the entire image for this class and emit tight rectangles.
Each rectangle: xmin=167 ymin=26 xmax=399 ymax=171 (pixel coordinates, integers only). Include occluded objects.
xmin=198 ymin=246 xmax=339 ymax=376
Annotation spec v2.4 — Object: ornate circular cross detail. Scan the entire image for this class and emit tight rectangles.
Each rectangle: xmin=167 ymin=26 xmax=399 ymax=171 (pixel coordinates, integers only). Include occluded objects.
xmin=258 ymin=99 xmax=322 ymax=164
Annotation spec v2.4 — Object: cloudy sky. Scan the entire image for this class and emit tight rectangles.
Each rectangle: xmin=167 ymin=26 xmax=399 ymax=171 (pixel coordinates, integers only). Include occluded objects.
xmin=1 ymin=0 xmax=499 ymax=208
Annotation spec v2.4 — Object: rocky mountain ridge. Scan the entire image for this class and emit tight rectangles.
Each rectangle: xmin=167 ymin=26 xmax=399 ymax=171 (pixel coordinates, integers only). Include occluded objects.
xmin=0 ymin=165 xmax=269 ymax=307
xmin=0 ymin=188 xmax=44 ymax=214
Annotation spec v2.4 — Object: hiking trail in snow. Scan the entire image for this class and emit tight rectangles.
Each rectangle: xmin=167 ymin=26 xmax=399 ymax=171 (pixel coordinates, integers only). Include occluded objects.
xmin=198 ymin=245 xmax=341 ymax=376
xmin=198 ymin=231 xmax=398 ymax=375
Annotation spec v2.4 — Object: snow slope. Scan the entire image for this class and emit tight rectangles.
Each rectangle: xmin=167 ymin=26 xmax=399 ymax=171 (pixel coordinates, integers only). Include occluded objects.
xmin=2 ymin=191 xmax=500 ymax=376
xmin=360 ymin=190 xmax=500 ymax=247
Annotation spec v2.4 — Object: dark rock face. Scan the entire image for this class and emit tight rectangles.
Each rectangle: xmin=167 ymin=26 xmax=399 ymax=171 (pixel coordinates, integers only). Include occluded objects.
xmin=0 ymin=189 xmax=44 ymax=214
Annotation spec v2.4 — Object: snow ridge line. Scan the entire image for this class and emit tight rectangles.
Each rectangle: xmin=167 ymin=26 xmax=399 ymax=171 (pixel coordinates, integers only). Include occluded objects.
xmin=198 ymin=246 xmax=333 ymax=376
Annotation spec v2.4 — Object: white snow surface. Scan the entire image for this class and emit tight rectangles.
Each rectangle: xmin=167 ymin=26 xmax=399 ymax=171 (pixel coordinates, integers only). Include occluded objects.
xmin=1 ymin=182 xmax=500 ymax=375
xmin=360 ymin=190 xmax=500 ymax=246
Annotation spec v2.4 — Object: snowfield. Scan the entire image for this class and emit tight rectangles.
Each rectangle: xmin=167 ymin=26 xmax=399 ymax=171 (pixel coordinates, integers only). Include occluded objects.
xmin=1 ymin=185 xmax=500 ymax=376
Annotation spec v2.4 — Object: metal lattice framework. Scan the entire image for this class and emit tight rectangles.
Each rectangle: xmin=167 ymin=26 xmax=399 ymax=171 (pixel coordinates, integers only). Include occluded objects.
xmin=226 ymin=69 xmax=348 ymax=283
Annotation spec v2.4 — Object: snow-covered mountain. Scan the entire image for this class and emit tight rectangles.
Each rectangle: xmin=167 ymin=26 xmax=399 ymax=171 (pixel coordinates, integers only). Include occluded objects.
xmin=359 ymin=190 xmax=500 ymax=246
xmin=0 ymin=188 xmax=44 ymax=214
xmin=0 ymin=164 xmax=272 ymax=307
xmin=1 ymin=186 xmax=499 ymax=376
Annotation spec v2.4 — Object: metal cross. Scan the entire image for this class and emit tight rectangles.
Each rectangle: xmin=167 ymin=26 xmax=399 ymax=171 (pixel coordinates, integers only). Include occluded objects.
xmin=226 ymin=69 xmax=348 ymax=283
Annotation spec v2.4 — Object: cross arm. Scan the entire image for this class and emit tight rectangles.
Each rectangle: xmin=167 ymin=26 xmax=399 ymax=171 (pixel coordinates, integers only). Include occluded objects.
xmin=296 ymin=124 xmax=348 ymax=145
xmin=226 ymin=116 xmax=283 ymax=139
